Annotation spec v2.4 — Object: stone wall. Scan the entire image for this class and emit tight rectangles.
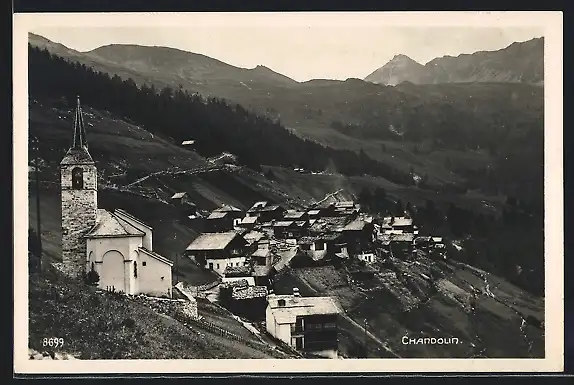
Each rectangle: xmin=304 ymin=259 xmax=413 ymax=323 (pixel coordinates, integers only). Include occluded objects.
xmin=61 ymin=164 xmax=98 ymax=279
xmin=130 ymin=294 xmax=199 ymax=320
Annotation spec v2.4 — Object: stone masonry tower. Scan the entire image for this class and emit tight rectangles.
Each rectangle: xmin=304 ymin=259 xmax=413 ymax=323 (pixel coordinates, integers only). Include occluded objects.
xmin=60 ymin=96 xmax=98 ymax=279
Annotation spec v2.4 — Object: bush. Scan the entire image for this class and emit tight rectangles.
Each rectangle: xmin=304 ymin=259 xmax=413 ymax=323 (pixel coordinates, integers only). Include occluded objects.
xmin=85 ymin=267 xmax=100 ymax=286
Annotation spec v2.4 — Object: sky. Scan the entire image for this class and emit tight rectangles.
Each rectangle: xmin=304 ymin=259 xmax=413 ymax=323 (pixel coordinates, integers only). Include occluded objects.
xmin=32 ymin=17 xmax=544 ymax=82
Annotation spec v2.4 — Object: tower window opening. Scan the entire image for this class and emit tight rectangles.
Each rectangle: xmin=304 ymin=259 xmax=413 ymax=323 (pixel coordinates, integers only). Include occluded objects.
xmin=71 ymin=167 xmax=84 ymax=189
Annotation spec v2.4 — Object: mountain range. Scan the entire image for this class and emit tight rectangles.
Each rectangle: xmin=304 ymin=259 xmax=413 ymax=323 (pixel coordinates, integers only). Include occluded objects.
xmin=364 ymin=38 xmax=543 ymax=86
xmin=28 ymin=33 xmax=544 ymax=199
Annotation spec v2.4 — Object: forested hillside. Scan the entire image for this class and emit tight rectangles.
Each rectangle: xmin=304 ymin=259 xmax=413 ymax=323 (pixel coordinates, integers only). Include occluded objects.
xmin=29 ymin=45 xmax=415 ymax=186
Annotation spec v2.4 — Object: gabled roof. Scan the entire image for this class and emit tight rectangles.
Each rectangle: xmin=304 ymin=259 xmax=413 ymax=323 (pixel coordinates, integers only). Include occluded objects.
xmin=223 ymin=265 xmax=253 ymax=277
xmin=138 ymin=247 xmax=174 ymax=266
xmin=247 ymin=201 xmax=268 ymax=212
xmin=171 ymin=192 xmax=187 ymax=199
xmin=214 ymin=204 xmax=242 ymax=213
xmin=284 ymin=210 xmax=306 ymax=219
xmin=240 ymin=216 xmax=258 ymax=225
xmin=114 ymin=208 xmax=153 ymax=230
xmin=207 ymin=211 xmax=228 ymax=220
xmin=260 ymin=204 xmax=283 ymax=212
xmin=85 ymin=209 xmax=145 ymax=238
xmin=273 ymin=220 xmax=295 ymax=228
xmin=186 ymin=231 xmax=243 ymax=251
xmin=342 ymin=218 xmax=368 ymax=231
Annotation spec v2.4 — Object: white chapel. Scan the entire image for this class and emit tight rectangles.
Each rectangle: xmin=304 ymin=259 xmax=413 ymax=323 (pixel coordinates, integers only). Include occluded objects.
xmin=60 ymin=96 xmax=173 ymax=298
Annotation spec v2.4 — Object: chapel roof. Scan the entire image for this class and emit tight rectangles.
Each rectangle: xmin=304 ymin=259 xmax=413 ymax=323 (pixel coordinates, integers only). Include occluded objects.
xmin=85 ymin=209 xmax=145 ymax=238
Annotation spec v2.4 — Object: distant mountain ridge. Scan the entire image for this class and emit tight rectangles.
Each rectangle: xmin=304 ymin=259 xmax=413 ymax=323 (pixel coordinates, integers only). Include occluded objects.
xmin=364 ymin=37 xmax=544 ymax=86
xmin=85 ymin=42 xmax=298 ymax=87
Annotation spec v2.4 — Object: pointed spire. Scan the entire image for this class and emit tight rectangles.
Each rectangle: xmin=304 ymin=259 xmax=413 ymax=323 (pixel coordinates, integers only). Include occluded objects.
xmin=72 ymin=95 xmax=88 ymax=149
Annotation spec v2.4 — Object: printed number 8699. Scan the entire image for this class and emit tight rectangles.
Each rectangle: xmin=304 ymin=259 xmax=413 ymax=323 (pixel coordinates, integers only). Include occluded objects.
xmin=42 ymin=338 xmax=64 ymax=348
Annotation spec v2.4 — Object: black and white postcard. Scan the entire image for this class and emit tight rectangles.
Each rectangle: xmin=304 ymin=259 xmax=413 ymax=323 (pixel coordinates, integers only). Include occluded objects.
xmin=13 ymin=11 xmax=564 ymax=374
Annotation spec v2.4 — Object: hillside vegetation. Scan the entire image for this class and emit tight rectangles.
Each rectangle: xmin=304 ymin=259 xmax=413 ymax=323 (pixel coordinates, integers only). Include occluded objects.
xmin=29 ymin=269 xmax=284 ymax=359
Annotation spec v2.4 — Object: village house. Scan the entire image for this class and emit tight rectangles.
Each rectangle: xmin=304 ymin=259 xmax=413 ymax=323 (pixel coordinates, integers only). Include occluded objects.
xmin=306 ymin=209 xmax=322 ymax=219
xmin=204 ymin=204 xmax=244 ymax=232
xmin=387 ymin=233 xmax=415 ymax=257
xmin=59 ymin=97 xmax=173 ymax=298
xmin=272 ymin=220 xmax=309 ymax=240
xmin=266 ymin=289 xmax=341 ymax=358
xmin=170 ymin=191 xmax=191 ymax=205
xmin=283 ymin=210 xmax=309 ymax=221
xmin=258 ymin=204 xmax=287 ymax=223
xmin=333 ymin=201 xmax=360 ymax=217
xmin=236 ymin=215 xmax=259 ymax=230
xmin=221 ymin=265 xmax=256 ymax=286
xmin=340 ymin=217 xmax=375 ymax=257
xmin=185 ymin=231 xmax=248 ymax=276
xmin=220 ymin=280 xmax=268 ymax=321
xmin=171 ymin=192 xmax=199 ymax=219
xmin=246 ymin=201 xmax=268 ymax=217
xmin=430 ymin=237 xmax=447 ymax=259
xmin=381 ymin=216 xmax=418 ymax=234
xmin=293 ymin=233 xmax=340 ymax=267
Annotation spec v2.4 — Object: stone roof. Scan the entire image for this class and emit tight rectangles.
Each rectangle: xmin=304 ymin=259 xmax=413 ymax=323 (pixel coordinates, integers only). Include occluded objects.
xmin=232 ymin=285 xmax=268 ymax=300
xmin=223 ymin=265 xmax=253 ymax=277
xmin=342 ymin=218 xmax=368 ymax=231
xmin=85 ymin=209 xmax=145 ymax=238
xmin=253 ymin=264 xmax=273 ymax=277
xmin=186 ymin=231 xmax=242 ymax=251
xmin=220 ymin=279 xmax=250 ymax=290
xmin=309 ymin=216 xmax=350 ymax=233
xmin=60 ymin=147 xmax=94 ymax=166
xmin=267 ymin=294 xmax=340 ymax=324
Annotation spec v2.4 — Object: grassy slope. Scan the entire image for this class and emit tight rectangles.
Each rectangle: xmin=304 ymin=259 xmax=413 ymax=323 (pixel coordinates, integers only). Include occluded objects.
xmin=274 ymin=259 xmax=544 ymax=358
xmin=28 ymin=270 xmax=283 ymax=359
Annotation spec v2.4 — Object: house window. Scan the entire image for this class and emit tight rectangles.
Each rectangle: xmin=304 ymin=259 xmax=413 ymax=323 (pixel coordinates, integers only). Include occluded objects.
xmin=133 ymin=261 xmax=138 ymax=278
xmin=324 ymin=322 xmax=336 ymax=329
xmin=142 ymin=261 xmax=146 ymax=266
xmin=217 ymin=263 xmax=220 ymax=270
xmin=71 ymin=167 xmax=84 ymax=189
xmin=315 ymin=241 xmax=325 ymax=251
xmin=209 ymin=262 xmax=213 ymax=270
xmin=301 ymin=244 xmax=311 ymax=251
xmin=278 ymin=299 xmax=286 ymax=306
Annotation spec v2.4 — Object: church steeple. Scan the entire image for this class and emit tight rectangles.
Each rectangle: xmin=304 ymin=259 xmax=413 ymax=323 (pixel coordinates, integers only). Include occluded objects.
xmin=72 ymin=95 xmax=88 ymax=149
xmin=60 ymin=95 xmax=94 ymax=166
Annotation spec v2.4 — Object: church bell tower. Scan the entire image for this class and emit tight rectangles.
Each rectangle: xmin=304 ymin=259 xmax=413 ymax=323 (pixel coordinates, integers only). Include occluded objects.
xmin=60 ymin=96 xmax=98 ymax=279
